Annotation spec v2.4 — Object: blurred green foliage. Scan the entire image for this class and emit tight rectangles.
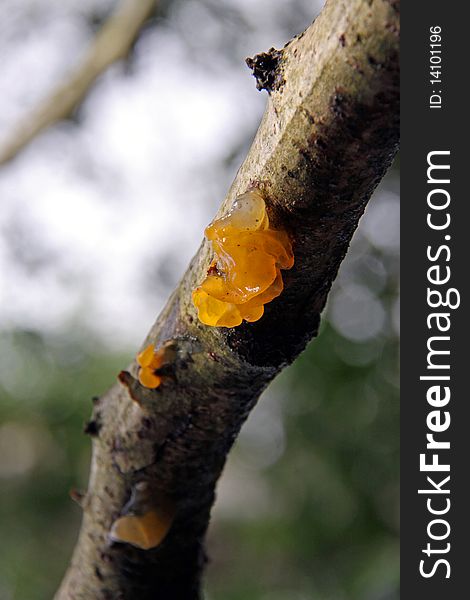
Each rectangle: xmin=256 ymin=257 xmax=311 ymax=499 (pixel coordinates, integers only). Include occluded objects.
xmin=0 ymin=321 xmax=398 ymax=600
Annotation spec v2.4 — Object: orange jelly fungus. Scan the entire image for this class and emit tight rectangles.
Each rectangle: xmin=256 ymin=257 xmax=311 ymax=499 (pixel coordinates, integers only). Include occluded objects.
xmin=192 ymin=190 xmax=293 ymax=327
xmin=136 ymin=343 xmax=164 ymax=389
xmin=109 ymin=508 xmax=174 ymax=550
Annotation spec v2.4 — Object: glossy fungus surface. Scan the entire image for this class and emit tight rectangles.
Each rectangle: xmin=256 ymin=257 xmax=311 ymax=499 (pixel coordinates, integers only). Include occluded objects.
xmin=109 ymin=508 xmax=174 ymax=550
xmin=192 ymin=190 xmax=293 ymax=327
xmin=136 ymin=343 xmax=164 ymax=389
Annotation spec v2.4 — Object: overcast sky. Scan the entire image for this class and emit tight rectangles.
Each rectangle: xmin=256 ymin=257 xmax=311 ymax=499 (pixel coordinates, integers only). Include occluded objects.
xmin=0 ymin=0 xmax=398 ymax=350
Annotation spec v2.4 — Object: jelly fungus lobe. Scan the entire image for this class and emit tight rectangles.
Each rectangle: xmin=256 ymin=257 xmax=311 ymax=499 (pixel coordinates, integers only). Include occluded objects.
xmin=109 ymin=508 xmax=174 ymax=550
xmin=136 ymin=343 xmax=168 ymax=389
xmin=192 ymin=190 xmax=293 ymax=327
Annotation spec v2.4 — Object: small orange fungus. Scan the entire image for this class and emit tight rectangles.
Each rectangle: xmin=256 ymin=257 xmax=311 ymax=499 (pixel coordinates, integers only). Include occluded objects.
xmin=109 ymin=508 xmax=174 ymax=550
xmin=192 ymin=190 xmax=293 ymax=327
xmin=136 ymin=343 xmax=166 ymax=389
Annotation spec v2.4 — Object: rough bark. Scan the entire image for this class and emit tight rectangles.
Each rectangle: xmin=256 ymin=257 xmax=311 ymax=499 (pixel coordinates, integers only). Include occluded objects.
xmin=55 ymin=0 xmax=399 ymax=598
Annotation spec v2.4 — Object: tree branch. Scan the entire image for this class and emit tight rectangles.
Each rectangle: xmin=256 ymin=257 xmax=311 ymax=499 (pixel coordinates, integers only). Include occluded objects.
xmin=55 ymin=0 xmax=399 ymax=598
xmin=0 ymin=0 xmax=156 ymax=166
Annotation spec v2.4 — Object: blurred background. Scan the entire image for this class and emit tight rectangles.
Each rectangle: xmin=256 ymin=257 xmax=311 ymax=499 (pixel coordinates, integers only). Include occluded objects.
xmin=0 ymin=1 xmax=399 ymax=599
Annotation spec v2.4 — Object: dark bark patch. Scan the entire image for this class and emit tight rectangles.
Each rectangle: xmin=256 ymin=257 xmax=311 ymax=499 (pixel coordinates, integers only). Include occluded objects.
xmin=367 ymin=54 xmax=383 ymax=70
xmin=84 ymin=418 xmax=102 ymax=437
xmin=246 ymin=48 xmax=285 ymax=93
xmin=386 ymin=0 xmax=400 ymax=14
